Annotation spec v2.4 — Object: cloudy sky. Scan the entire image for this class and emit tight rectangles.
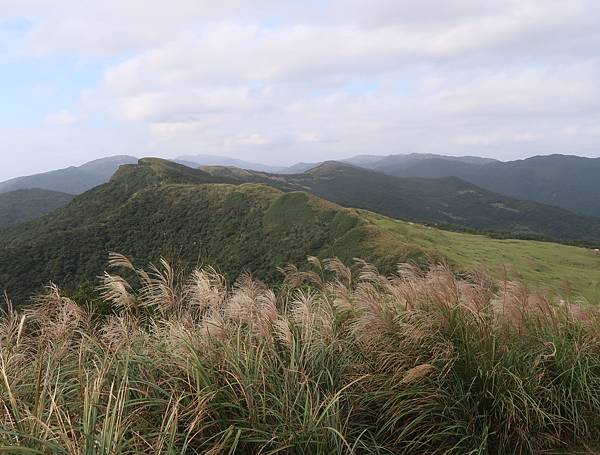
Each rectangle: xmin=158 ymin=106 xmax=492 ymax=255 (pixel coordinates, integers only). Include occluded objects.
xmin=1 ymin=0 xmax=600 ymax=180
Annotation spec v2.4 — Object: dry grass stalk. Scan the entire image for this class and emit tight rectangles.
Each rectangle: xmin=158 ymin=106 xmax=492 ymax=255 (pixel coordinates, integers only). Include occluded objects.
xmin=1 ymin=254 xmax=599 ymax=454
xmin=401 ymin=364 xmax=435 ymax=385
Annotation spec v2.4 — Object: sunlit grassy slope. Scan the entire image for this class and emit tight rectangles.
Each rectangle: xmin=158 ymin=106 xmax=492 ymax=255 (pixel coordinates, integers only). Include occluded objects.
xmin=367 ymin=212 xmax=600 ymax=302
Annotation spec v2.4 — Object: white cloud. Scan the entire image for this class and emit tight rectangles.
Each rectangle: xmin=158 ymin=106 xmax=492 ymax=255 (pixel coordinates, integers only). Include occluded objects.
xmin=423 ymin=62 xmax=600 ymax=115
xmin=4 ymin=0 xmax=600 ymax=179
xmin=2 ymin=0 xmax=281 ymax=54
xmin=5 ymin=0 xmax=600 ymax=60
xmin=232 ymin=134 xmax=273 ymax=147
xmin=45 ymin=109 xmax=78 ymax=126
xmin=457 ymin=131 xmax=542 ymax=147
xmin=93 ymin=17 xmax=600 ymax=161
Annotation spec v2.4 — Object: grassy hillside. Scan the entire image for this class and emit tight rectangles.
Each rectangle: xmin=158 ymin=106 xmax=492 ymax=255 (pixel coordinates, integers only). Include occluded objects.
xmin=2 ymin=257 xmax=600 ymax=453
xmin=203 ymin=162 xmax=600 ymax=245
xmin=2 ymin=158 xmax=599 ymax=304
xmin=367 ymin=213 xmax=600 ymax=303
xmin=0 ymin=188 xmax=74 ymax=228
xmin=0 ymin=159 xmax=409 ymax=302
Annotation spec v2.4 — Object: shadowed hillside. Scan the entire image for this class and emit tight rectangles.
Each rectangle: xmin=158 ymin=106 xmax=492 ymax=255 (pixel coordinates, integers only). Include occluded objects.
xmin=0 ymin=189 xmax=74 ymax=228
xmin=346 ymin=153 xmax=600 ymax=217
xmin=462 ymin=155 xmax=600 ymax=217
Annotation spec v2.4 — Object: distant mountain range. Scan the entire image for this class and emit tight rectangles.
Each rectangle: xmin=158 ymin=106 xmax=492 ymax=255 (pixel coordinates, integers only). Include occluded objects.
xmin=337 ymin=153 xmax=600 ymax=217
xmin=276 ymin=153 xmax=600 ymax=217
xmin=455 ymin=155 xmax=600 ymax=217
xmin=278 ymin=153 xmax=498 ymax=174
xmin=175 ymin=154 xmax=282 ymax=173
xmin=2 ymin=152 xmax=600 ymax=229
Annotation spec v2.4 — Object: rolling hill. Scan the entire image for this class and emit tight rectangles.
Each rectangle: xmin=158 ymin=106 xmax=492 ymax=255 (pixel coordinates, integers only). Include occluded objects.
xmin=368 ymin=155 xmax=488 ymax=179
xmin=0 ymin=155 xmax=138 ymax=195
xmin=283 ymin=153 xmax=600 ymax=217
xmin=1 ymin=158 xmax=599 ymax=303
xmin=371 ymin=213 xmax=600 ymax=303
xmin=279 ymin=162 xmax=321 ymax=174
xmin=202 ymin=162 xmax=600 ymax=245
xmin=351 ymin=152 xmax=498 ymax=170
xmin=0 ymin=189 xmax=74 ymax=228
xmin=7 ymin=152 xmax=599 ymax=217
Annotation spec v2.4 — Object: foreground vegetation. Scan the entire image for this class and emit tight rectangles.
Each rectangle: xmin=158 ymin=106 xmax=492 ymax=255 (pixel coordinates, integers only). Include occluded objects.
xmin=2 ymin=255 xmax=600 ymax=453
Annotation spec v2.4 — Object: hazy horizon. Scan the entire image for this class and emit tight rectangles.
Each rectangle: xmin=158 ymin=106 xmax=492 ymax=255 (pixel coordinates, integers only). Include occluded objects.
xmin=2 ymin=0 xmax=600 ymax=181
xmin=6 ymin=149 xmax=600 ymax=183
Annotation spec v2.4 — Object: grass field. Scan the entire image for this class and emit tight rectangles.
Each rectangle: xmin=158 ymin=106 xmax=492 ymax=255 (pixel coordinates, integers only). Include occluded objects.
xmin=367 ymin=213 xmax=600 ymax=303
xmin=2 ymin=256 xmax=600 ymax=453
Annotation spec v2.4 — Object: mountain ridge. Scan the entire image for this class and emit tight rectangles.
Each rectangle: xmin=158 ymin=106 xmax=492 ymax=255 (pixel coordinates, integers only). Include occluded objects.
xmin=201 ymin=161 xmax=600 ymax=246
xmin=279 ymin=153 xmax=600 ymax=216
xmin=353 ymin=153 xmax=600 ymax=216
xmin=175 ymin=154 xmax=283 ymax=173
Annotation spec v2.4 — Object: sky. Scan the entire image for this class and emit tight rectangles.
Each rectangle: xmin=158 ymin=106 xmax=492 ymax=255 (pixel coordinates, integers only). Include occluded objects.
xmin=1 ymin=0 xmax=600 ymax=181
